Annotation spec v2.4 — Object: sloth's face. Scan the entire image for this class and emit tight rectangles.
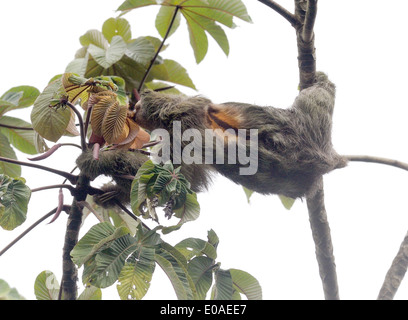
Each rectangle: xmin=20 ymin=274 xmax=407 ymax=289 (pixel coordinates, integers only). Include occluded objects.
xmin=133 ymin=100 xmax=155 ymax=131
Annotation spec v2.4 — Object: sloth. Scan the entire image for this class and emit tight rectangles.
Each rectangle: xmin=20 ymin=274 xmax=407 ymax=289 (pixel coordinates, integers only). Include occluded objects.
xmin=133 ymin=72 xmax=347 ymax=199
xmin=76 ymin=149 xmax=148 ymax=207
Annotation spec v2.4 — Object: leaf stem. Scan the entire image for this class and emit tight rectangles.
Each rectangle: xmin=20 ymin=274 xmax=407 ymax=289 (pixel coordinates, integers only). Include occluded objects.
xmin=137 ymin=5 xmax=181 ymax=92
xmin=66 ymin=101 xmax=87 ymax=150
xmin=31 ymin=184 xmax=75 ymax=194
xmin=0 ymin=123 xmax=33 ymax=131
xmin=0 ymin=156 xmax=78 ymax=184
xmin=257 ymin=0 xmax=299 ymax=27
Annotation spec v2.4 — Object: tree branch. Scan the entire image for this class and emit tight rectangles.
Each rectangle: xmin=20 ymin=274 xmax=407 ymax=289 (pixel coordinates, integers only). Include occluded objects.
xmin=137 ymin=5 xmax=181 ymax=92
xmin=60 ymin=174 xmax=90 ymax=300
xmin=257 ymin=0 xmax=300 ymax=27
xmin=31 ymin=184 xmax=75 ymax=194
xmin=306 ymin=177 xmax=339 ymax=299
xmin=0 ymin=205 xmax=71 ymax=258
xmin=345 ymin=155 xmax=408 ymax=172
xmin=302 ymin=0 xmax=318 ymax=43
xmin=295 ymin=0 xmax=317 ymax=89
xmin=0 ymin=156 xmax=78 ymax=184
xmin=378 ymin=230 xmax=408 ymax=300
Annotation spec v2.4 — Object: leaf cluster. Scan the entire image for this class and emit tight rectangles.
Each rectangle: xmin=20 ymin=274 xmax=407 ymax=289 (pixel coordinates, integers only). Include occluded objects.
xmin=0 ymin=86 xmax=46 ymax=177
xmin=0 ymin=174 xmax=31 ymax=230
xmin=67 ymin=17 xmax=196 ymax=93
xmin=0 ymin=279 xmax=25 ymax=300
xmin=67 ymin=222 xmax=261 ymax=300
xmin=117 ymin=0 xmax=252 ymax=63
xmin=131 ymin=160 xmax=199 ymax=228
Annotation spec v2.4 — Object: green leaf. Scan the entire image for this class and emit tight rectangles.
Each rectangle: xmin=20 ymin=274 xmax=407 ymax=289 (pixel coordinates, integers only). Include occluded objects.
xmin=0 ymin=174 xmax=31 ymax=230
xmin=0 ymin=134 xmax=21 ymax=177
xmin=175 ymin=237 xmax=217 ymax=260
xmin=212 ymin=268 xmax=233 ymax=300
xmin=102 ymin=17 xmax=132 ymax=43
xmin=78 ymin=285 xmax=102 ymax=300
xmin=207 ymin=229 xmax=219 ymax=249
xmin=117 ymin=0 xmax=159 ymax=14
xmin=242 ymin=187 xmax=254 ymax=203
xmin=126 ymin=37 xmax=156 ymax=65
xmin=150 ymin=59 xmax=196 ymax=89
xmin=34 ymin=271 xmax=60 ymax=300
xmin=91 ymin=234 xmax=139 ymax=288
xmin=0 ymin=86 xmax=40 ymax=116
xmin=173 ymin=192 xmax=200 ymax=224
xmin=30 ymin=78 xmax=72 ymax=143
xmin=65 ymin=56 xmax=89 ymax=77
xmin=183 ymin=9 xmax=229 ymax=56
xmin=183 ymin=0 xmax=252 ymax=25
xmin=131 ymin=160 xmax=157 ymax=214
xmin=279 ymin=194 xmax=296 ymax=210
xmin=33 ymin=131 xmax=50 ymax=154
xmin=71 ymin=222 xmax=130 ymax=267
xmin=188 ymin=256 xmax=214 ymax=300
xmin=0 ymin=116 xmax=37 ymax=155
xmin=156 ymin=5 xmax=181 ymax=39
xmin=229 ymin=268 xmax=262 ymax=300
xmin=0 ymin=279 xmax=24 ymax=300
xmin=88 ymin=35 xmax=127 ymax=69
xmin=80 ymin=29 xmax=109 ymax=49
xmin=184 ymin=12 xmax=208 ymax=64
xmin=145 ymin=81 xmax=182 ymax=95
xmin=155 ymin=246 xmax=196 ymax=300
xmin=117 ymin=246 xmax=156 ymax=300
xmin=154 ymin=171 xmax=178 ymax=194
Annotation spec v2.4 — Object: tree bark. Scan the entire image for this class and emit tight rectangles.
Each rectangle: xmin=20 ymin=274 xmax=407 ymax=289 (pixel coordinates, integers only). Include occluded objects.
xmin=378 ymin=231 xmax=408 ymax=300
xmin=306 ymin=178 xmax=339 ymax=299
xmin=60 ymin=174 xmax=89 ymax=300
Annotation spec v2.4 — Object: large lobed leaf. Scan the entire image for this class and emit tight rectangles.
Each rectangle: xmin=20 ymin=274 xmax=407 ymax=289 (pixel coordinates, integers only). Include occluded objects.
xmin=0 ymin=279 xmax=25 ymax=300
xmin=30 ymin=78 xmax=72 ymax=143
xmin=0 ymin=133 xmax=21 ymax=177
xmin=0 ymin=116 xmax=40 ymax=155
xmin=72 ymin=222 xmax=159 ymax=297
xmin=0 ymin=174 xmax=31 ymax=230
xmin=34 ymin=271 xmax=60 ymax=300
xmin=117 ymin=246 xmax=156 ymax=300
xmin=155 ymin=243 xmax=197 ymax=300
xmin=117 ymin=0 xmax=251 ymax=63
xmin=0 ymin=86 xmax=40 ymax=117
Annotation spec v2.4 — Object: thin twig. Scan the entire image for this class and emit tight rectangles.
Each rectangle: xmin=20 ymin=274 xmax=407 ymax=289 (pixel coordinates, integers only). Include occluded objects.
xmin=31 ymin=184 xmax=75 ymax=194
xmin=137 ymin=5 xmax=181 ymax=92
xmin=0 ymin=156 xmax=78 ymax=184
xmin=257 ymin=0 xmax=299 ymax=27
xmin=0 ymin=205 xmax=71 ymax=258
xmin=66 ymin=101 xmax=87 ymax=150
xmin=113 ymin=199 xmax=151 ymax=231
xmin=345 ymin=155 xmax=408 ymax=172
xmin=83 ymin=105 xmax=92 ymax=139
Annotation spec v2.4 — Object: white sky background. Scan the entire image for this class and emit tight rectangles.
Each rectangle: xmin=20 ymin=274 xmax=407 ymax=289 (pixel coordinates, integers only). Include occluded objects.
xmin=1 ymin=0 xmax=408 ymax=300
